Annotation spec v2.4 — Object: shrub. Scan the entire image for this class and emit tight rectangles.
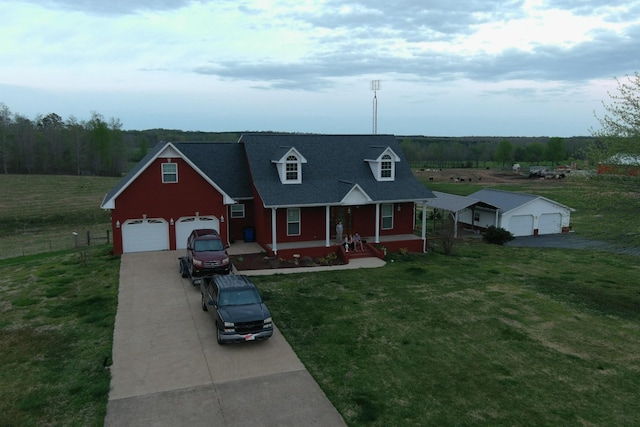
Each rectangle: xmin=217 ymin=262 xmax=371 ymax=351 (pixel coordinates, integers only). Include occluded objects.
xmin=483 ymin=226 xmax=515 ymax=245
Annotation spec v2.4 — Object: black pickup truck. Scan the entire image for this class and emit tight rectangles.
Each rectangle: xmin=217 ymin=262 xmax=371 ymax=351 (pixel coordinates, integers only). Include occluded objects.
xmin=200 ymin=275 xmax=273 ymax=344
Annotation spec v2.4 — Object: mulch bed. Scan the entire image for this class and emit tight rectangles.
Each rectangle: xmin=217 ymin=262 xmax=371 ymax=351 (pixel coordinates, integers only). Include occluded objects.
xmin=230 ymin=253 xmax=344 ymax=271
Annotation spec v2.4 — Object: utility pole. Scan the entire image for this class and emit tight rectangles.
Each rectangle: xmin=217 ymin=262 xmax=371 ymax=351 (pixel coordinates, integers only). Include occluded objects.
xmin=370 ymin=80 xmax=380 ymax=134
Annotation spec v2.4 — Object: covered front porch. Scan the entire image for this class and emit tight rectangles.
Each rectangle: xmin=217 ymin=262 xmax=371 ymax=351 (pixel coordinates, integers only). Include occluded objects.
xmin=262 ymin=233 xmax=425 ymax=260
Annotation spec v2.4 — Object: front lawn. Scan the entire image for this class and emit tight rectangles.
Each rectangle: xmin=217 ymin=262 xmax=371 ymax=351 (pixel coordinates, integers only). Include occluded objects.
xmin=253 ymin=241 xmax=640 ymax=426
xmin=0 ymin=246 xmax=120 ymax=427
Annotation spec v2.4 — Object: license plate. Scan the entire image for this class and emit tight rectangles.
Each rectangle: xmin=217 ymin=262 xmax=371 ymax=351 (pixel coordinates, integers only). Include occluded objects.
xmin=244 ymin=334 xmax=255 ymax=341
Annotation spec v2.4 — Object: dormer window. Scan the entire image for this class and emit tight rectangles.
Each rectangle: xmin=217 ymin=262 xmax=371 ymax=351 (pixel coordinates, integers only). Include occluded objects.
xmin=380 ymin=155 xmax=393 ymax=178
xmin=285 ymin=155 xmax=299 ymax=181
xmin=272 ymin=147 xmax=307 ymax=184
xmin=366 ymin=147 xmax=399 ymax=181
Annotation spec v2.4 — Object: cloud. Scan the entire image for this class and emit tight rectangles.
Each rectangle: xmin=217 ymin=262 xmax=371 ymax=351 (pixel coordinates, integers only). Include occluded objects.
xmin=22 ymin=0 xmax=195 ymax=15
xmin=1 ymin=0 xmax=637 ymax=136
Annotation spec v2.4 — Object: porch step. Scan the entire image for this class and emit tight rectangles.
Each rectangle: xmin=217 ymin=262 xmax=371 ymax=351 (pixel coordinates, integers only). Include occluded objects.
xmin=346 ymin=246 xmax=377 ymax=259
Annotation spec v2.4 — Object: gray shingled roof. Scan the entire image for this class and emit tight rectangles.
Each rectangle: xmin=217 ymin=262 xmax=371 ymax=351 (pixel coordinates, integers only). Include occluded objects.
xmin=173 ymin=142 xmax=253 ymax=199
xmin=101 ymin=135 xmax=435 ymax=210
xmin=240 ymin=134 xmax=435 ymax=207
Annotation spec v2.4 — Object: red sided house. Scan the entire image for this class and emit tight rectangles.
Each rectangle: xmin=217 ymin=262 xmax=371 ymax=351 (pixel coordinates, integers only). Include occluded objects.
xmin=100 ymin=134 xmax=435 ymax=259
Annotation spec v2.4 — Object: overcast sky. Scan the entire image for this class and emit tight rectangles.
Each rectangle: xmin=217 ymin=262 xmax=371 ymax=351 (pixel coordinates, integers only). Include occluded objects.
xmin=1 ymin=1 xmax=639 ymax=136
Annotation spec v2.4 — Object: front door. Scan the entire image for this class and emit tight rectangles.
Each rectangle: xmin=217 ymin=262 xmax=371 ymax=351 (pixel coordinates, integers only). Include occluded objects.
xmin=331 ymin=207 xmax=353 ymax=240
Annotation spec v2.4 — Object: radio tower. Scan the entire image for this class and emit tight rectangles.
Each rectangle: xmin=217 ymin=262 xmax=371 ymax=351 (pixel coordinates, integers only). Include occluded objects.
xmin=371 ymin=80 xmax=380 ymax=134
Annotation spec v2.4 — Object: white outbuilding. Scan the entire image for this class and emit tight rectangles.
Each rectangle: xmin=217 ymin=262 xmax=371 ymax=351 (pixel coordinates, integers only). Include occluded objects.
xmin=458 ymin=188 xmax=574 ymax=237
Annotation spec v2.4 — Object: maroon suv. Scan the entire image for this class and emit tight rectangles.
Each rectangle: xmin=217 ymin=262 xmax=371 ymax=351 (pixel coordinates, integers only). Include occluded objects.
xmin=186 ymin=229 xmax=231 ymax=276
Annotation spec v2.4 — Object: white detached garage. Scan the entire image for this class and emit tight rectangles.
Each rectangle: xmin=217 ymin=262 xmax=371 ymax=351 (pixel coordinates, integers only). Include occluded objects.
xmin=461 ymin=188 xmax=574 ymax=237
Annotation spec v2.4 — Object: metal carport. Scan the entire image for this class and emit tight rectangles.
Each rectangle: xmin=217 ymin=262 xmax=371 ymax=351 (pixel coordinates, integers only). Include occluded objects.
xmin=425 ymin=191 xmax=500 ymax=238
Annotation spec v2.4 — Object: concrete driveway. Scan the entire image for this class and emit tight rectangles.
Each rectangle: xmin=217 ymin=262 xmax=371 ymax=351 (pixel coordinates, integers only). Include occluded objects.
xmin=104 ymin=251 xmax=346 ymax=426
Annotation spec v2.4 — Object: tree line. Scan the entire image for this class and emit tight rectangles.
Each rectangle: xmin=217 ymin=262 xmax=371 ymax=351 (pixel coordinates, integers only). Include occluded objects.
xmin=0 ymin=105 xmax=127 ymax=176
xmin=0 ymin=103 xmax=240 ymax=176
xmin=399 ymin=135 xmax=592 ymax=169
xmin=1 ymin=72 xmax=637 ymax=176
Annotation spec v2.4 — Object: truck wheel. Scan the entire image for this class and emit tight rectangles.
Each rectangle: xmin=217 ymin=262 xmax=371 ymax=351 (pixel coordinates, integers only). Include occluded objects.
xmin=201 ymin=293 xmax=208 ymax=312
xmin=216 ymin=326 xmax=224 ymax=345
xmin=180 ymin=259 xmax=188 ymax=278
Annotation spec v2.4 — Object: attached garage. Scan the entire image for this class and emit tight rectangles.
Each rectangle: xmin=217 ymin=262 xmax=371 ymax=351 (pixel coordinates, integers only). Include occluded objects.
xmin=122 ymin=218 xmax=170 ymax=253
xmin=175 ymin=216 xmax=220 ymax=249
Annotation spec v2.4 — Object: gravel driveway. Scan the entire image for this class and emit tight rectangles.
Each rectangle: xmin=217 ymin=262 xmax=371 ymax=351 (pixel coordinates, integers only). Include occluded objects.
xmin=506 ymin=233 xmax=640 ymax=256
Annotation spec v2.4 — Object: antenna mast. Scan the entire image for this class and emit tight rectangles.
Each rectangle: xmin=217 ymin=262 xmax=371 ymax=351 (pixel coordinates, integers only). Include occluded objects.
xmin=370 ymin=80 xmax=380 ymax=134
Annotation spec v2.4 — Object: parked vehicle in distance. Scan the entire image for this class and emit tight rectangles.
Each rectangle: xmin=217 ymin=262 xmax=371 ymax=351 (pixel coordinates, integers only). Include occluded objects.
xmin=200 ymin=274 xmax=273 ymax=344
xmin=184 ymin=229 xmax=231 ymax=277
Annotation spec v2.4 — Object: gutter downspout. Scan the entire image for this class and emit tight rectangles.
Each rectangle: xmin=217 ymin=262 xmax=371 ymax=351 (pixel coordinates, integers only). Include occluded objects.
xmin=421 ymin=201 xmax=427 ymax=253
xmin=271 ymin=207 xmax=277 ymax=255
xmin=374 ymin=203 xmax=380 ymax=243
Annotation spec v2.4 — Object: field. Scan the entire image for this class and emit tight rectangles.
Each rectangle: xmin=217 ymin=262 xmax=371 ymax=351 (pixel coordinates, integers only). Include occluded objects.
xmin=1 ymin=171 xmax=639 ymax=426
xmin=0 ymin=175 xmax=120 ymax=259
xmin=416 ymin=167 xmax=640 ymax=248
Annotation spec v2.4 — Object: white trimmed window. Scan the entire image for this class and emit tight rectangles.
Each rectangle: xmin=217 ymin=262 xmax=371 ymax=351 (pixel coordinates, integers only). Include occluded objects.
xmin=287 ymin=208 xmax=300 ymax=236
xmin=230 ymin=204 xmax=245 ymax=218
xmin=381 ymin=155 xmax=392 ymax=178
xmin=285 ymin=155 xmax=299 ymax=182
xmin=162 ymin=163 xmax=177 ymax=183
xmin=381 ymin=203 xmax=394 ymax=229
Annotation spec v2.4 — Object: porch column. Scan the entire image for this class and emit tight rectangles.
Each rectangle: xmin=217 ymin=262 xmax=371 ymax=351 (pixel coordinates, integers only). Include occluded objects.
xmin=271 ymin=207 xmax=278 ymax=255
xmin=374 ymin=203 xmax=380 ymax=243
xmin=325 ymin=205 xmax=331 ymax=247
xmin=453 ymin=211 xmax=459 ymax=238
xmin=495 ymin=209 xmax=499 ymax=227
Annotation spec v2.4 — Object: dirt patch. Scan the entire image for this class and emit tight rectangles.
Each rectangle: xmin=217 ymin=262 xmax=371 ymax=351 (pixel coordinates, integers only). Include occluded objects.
xmin=413 ymin=167 xmax=571 ymax=186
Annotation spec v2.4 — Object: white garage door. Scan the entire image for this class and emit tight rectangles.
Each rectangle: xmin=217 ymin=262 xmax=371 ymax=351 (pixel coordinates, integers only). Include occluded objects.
xmin=538 ymin=213 xmax=562 ymax=235
xmin=175 ymin=216 xmax=220 ymax=250
xmin=122 ymin=218 xmax=169 ymax=253
xmin=508 ymin=214 xmax=534 ymax=237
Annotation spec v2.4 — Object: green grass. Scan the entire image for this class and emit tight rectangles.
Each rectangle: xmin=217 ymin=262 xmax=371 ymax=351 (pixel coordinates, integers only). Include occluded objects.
xmin=0 ymin=172 xmax=639 ymax=426
xmin=0 ymin=175 xmax=120 ymax=258
xmin=0 ymin=246 xmax=120 ymax=427
xmin=253 ymin=243 xmax=640 ymax=426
